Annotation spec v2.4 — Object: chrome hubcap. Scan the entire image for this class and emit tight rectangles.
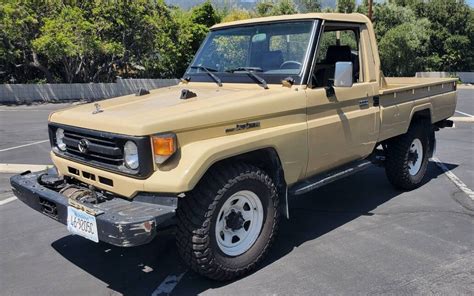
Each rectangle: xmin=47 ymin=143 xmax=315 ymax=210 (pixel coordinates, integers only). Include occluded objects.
xmin=215 ymin=190 xmax=264 ymax=256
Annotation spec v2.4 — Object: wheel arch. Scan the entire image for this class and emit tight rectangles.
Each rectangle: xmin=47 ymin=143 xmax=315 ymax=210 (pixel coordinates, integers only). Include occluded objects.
xmin=210 ymin=148 xmax=285 ymax=187
xmin=383 ymin=107 xmax=435 ymax=160
xmin=199 ymin=147 xmax=289 ymax=219
xmin=409 ymin=106 xmax=433 ymax=126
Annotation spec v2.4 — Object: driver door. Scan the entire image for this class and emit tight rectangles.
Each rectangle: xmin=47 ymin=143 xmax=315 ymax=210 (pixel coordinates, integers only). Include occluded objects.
xmin=305 ymin=23 xmax=379 ymax=177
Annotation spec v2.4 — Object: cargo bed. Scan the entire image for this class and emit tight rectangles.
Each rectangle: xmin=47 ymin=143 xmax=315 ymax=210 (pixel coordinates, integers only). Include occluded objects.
xmin=377 ymin=77 xmax=458 ymax=141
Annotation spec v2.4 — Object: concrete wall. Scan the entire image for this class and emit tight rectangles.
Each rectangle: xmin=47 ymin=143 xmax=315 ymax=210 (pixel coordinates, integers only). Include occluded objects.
xmin=0 ymin=78 xmax=179 ymax=104
xmin=416 ymin=72 xmax=474 ymax=83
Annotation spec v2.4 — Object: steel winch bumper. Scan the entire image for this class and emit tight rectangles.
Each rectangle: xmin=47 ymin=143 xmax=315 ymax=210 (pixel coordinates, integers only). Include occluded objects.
xmin=10 ymin=168 xmax=177 ymax=247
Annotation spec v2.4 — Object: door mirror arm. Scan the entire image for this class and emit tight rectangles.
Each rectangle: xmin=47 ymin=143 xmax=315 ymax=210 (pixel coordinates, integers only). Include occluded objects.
xmin=325 ymin=80 xmax=335 ymax=97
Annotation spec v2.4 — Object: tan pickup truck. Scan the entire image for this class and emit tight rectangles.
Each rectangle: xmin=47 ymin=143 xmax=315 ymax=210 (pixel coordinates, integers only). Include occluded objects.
xmin=11 ymin=13 xmax=457 ymax=280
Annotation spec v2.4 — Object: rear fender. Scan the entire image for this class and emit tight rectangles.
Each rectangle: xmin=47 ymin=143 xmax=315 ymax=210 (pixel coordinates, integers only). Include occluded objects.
xmin=406 ymin=104 xmax=433 ymax=131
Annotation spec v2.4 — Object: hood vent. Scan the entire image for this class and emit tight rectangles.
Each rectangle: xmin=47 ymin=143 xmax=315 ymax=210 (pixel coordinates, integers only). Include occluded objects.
xmin=180 ymin=89 xmax=197 ymax=100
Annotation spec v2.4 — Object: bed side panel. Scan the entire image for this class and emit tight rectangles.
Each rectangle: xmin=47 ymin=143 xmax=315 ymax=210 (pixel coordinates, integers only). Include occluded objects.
xmin=379 ymin=82 xmax=456 ymax=141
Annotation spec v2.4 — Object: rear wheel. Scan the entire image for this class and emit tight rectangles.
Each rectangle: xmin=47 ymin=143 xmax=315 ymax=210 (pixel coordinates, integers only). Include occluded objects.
xmin=384 ymin=121 xmax=431 ymax=190
xmin=176 ymin=163 xmax=280 ymax=281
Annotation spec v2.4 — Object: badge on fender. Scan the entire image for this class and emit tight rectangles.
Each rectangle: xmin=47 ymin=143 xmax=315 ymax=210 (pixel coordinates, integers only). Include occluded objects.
xmin=225 ymin=122 xmax=261 ymax=133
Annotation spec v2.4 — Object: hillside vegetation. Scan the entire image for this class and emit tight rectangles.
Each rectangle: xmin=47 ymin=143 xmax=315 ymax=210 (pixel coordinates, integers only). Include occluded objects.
xmin=0 ymin=0 xmax=472 ymax=83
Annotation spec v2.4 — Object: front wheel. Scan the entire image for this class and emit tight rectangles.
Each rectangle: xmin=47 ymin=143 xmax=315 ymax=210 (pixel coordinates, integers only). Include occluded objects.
xmin=176 ymin=163 xmax=280 ymax=281
xmin=384 ymin=121 xmax=431 ymax=190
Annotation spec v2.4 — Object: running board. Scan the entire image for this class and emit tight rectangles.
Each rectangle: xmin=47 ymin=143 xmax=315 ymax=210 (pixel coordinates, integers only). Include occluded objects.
xmin=289 ymin=159 xmax=373 ymax=196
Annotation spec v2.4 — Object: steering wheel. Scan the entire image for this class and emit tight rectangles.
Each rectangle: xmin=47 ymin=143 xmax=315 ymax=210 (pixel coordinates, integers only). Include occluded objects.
xmin=280 ymin=61 xmax=302 ymax=70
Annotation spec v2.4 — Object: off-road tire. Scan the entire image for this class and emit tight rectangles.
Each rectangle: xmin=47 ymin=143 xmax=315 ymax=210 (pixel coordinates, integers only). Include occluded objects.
xmin=176 ymin=162 xmax=280 ymax=281
xmin=384 ymin=121 xmax=431 ymax=190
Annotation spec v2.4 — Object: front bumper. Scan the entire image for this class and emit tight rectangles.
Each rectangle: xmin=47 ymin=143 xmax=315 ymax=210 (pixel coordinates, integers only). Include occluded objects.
xmin=10 ymin=169 xmax=177 ymax=247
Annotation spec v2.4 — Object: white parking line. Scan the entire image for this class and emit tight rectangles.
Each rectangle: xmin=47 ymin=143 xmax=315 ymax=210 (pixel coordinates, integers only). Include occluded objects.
xmin=455 ymin=110 xmax=474 ymax=117
xmin=0 ymin=196 xmax=17 ymax=206
xmin=0 ymin=163 xmax=49 ymax=174
xmin=151 ymin=271 xmax=187 ymax=296
xmin=0 ymin=109 xmax=52 ymax=112
xmin=450 ymin=117 xmax=474 ymax=122
xmin=0 ymin=140 xmax=49 ymax=153
xmin=432 ymin=157 xmax=474 ymax=201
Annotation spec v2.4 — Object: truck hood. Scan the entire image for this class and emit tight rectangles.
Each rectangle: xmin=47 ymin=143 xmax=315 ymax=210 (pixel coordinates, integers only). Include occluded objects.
xmin=50 ymin=83 xmax=299 ymax=135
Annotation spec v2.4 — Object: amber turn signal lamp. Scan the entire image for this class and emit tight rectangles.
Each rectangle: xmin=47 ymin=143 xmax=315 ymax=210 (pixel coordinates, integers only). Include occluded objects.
xmin=151 ymin=134 xmax=177 ymax=164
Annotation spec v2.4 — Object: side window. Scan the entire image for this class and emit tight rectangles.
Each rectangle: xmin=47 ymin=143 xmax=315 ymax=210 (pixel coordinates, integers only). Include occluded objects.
xmin=312 ymin=27 xmax=361 ymax=87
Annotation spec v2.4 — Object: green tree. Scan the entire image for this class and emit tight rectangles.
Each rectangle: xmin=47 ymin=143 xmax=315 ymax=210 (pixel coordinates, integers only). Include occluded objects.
xmin=221 ymin=9 xmax=253 ymax=22
xmin=321 ymin=6 xmax=336 ymax=12
xmin=297 ymin=0 xmax=321 ymax=12
xmin=33 ymin=7 xmax=103 ymax=82
xmin=373 ymin=3 xmax=417 ymax=39
xmin=273 ymin=0 xmax=298 ymax=15
xmin=256 ymin=0 xmax=297 ymax=16
xmin=172 ymin=8 xmax=209 ymax=76
xmin=2 ymin=0 xmax=472 ymax=83
xmin=0 ymin=0 xmax=61 ymax=83
xmin=90 ymin=0 xmax=187 ymax=80
xmin=190 ymin=0 xmax=221 ymax=27
xmin=387 ymin=0 xmax=423 ymax=8
xmin=356 ymin=0 xmax=368 ymax=14
xmin=382 ymin=0 xmax=474 ymax=72
xmin=256 ymin=1 xmax=275 ymax=16
xmin=379 ymin=18 xmax=431 ymax=76
xmin=337 ymin=0 xmax=356 ymax=13
xmin=440 ymin=34 xmax=472 ymax=72
xmin=417 ymin=0 xmax=473 ymax=71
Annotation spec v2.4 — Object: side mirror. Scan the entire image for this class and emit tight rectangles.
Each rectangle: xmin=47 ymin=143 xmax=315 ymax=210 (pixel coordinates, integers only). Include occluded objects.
xmin=334 ymin=62 xmax=353 ymax=87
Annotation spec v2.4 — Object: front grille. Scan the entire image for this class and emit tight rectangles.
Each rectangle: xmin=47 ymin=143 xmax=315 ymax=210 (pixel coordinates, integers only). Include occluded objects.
xmin=49 ymin=124 xmax=154 ymax=179
xmin=63 ymin=129 xmax=123 ymax=166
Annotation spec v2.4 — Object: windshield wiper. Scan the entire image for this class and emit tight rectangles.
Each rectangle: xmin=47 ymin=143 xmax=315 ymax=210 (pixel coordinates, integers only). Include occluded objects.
xmin=226 ymin=67 xmax=269 ymax=89
xmin=190 ymin=66 xmax=222 ymax=87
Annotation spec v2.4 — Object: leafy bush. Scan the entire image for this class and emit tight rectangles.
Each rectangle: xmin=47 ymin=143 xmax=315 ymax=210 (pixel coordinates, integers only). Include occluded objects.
xmin=0 ymin=0 xmax=472 ymax=83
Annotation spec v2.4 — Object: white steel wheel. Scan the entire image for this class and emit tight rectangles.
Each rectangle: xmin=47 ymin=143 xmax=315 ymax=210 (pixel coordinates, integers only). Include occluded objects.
xmin=408 ymin=138 xmax=423 ymax=176
xmin=215 ymin=190 xmax=264 ymax=256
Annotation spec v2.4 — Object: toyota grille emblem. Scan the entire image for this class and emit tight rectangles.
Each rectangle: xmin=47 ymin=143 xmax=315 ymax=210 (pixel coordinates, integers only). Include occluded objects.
xmin=78 ymin=139 xmax=90 ymax=154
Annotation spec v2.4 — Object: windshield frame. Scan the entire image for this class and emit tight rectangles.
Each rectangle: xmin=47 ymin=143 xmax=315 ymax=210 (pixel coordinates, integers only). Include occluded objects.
xmin=185 ymin=20 xmax=319 ymax=86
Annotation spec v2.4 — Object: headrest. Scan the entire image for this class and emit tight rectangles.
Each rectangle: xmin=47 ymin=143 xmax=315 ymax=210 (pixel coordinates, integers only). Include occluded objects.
xmin=325 ymin=45 xmax=352 ymax=64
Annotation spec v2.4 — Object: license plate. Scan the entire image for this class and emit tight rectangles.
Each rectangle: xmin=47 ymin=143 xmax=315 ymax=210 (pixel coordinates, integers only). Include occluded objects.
xmin=67 ymin=206 xmax=99 ymax=243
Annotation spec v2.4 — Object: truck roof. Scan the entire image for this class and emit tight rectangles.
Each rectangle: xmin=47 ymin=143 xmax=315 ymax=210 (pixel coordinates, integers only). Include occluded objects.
xmin=211 ymin=13 xmax=371 ymax=30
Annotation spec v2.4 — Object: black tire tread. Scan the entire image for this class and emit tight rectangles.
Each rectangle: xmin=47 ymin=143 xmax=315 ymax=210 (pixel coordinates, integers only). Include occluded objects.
xmin=385 ymin=120 xmax=430 ymax=190
xmin=176 ymin=162 xmax=279 ymax=281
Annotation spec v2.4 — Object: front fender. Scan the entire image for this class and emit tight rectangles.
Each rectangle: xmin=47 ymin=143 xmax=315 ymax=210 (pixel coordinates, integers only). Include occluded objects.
xmin=143 ymin=123 xmax=308 ymax=193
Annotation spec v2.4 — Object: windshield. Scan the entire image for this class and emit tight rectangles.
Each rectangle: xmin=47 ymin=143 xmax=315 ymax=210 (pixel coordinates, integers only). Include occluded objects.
xmin=187 ymin=21 xmax=315 ymax=82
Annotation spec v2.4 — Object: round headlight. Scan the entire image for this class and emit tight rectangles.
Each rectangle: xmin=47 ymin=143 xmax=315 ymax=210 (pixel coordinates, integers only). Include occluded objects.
xmin=55 ymin=128 xmax=66 ymax=151
xmin=124 ymin=141 xmax=139 ymax=170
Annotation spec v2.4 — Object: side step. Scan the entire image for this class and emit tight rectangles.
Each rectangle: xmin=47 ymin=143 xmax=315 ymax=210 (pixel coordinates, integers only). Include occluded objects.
xmin=289 ymin=159 xmax=373 ymax=195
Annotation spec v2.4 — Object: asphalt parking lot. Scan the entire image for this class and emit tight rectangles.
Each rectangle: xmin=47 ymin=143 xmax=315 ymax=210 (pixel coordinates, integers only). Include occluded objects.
xmin=0 ymin=88 xmax=473 ymax=295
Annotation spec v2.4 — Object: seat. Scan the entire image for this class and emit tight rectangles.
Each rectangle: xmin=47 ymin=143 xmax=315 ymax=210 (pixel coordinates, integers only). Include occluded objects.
xmin=325 ymin=45 xmax=352 ymax=64
xmin=314 ymin=45 xmax=352 ymax=87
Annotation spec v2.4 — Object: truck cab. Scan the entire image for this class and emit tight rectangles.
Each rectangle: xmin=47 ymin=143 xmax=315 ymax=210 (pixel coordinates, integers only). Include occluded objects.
xmin=11 ymin=13 xmax=457 ymax=281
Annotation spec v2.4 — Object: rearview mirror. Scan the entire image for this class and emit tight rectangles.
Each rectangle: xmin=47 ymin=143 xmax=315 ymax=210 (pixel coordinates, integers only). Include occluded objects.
xmin=334 ymin=62 xmax=353 ymax=87
xmin=252 ymin=33 xmax=267 ymax=43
